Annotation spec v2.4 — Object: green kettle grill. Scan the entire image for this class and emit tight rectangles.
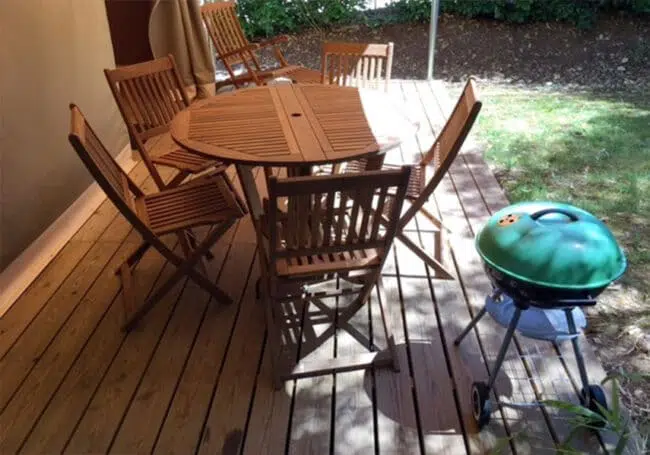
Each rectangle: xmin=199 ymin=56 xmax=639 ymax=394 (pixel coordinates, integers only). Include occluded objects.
xmin=454 ymin=202 xmax=626 ymax=429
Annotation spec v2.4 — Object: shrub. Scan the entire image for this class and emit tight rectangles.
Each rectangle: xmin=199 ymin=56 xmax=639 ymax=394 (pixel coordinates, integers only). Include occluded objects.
xmin=384 ymin=0 xmax=648 ymax=28
xmin=235 ymin=0 xmax=650 ymax=37
xmin=237 ymin=0 xmax=366 ymax=38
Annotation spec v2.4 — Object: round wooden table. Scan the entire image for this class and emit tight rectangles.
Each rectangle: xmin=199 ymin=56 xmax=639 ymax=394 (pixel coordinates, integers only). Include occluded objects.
xmin=170 ymin=83 xmax=418 ymax=221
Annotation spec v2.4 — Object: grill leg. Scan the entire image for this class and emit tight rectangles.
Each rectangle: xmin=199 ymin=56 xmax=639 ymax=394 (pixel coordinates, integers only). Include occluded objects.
xmin=564 ymin=308 xmax=591 ymax=400
xmin=487 ymin=306 xmax=522 ymax=392
xmin=454 ymin=306 xmax=487 ymax=346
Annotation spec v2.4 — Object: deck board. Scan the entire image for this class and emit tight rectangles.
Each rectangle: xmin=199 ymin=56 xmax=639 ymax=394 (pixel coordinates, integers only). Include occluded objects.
xmin=62 ymin=244 xmax=188 ymax=454
xmin=373 ymin=265 xmax=422 ymax=454
xmin=193 ymin=241 xmax=259 ymax=454
xmin=0 ymin=80 xmax=618 ymax=455
xmin=406 ymin=81 xmax=516 ymax=451
xmin=0 ymin=162 xmax=151 ymax=360
xmin=332 ymin=290 xmax=376 ymax=455
xmin=0 ymin=218 xmax=136 ymax=413
xmin=107 ymin=239 xmax=233 ymax=454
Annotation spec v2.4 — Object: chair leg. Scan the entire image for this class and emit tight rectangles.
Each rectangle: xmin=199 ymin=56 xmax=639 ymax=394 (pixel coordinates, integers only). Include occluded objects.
xmin=418 ymin=205 xmax=445 ymax=230
xmin=125 ymin=241 xmax=151 ymax=268
xmin=376 ymin=276 xmax=400 ymax=372
xmin=122 ymin=261 xmax=187 ymax=331
xmin=123 ymin=221 xmax=235 ymax=331
xmin=166 ymin=170 xmax=190 ymax=188
xmin=187 ymin=230 xmax=215 ymax=261
xmin=265 ymin=293 xmax=285 ymax=390
xmin=269 ymin=273 xmax=400 ymax=383
xmin=396 ymin=232 xmax=454 ymax=280
xmin=177 ymin=230 xmax=193 ymax=259
xmin=300 ymin=277 xmax=379 ymax=359
xmin=418 ymin=206 xmax=448 ymax=267
xmin=119 ymin=263 xmax=137 ymax=321
xmin=172 ymin=223 xmax=234 ymax=305
xmin=177 ymin=229 xmax=213 ymax=266
xmin=258 ymin=260 xmax=288 ymax=389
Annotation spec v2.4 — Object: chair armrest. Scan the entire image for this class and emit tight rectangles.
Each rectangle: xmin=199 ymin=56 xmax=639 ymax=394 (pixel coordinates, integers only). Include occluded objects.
xmin=219 ymin=43 xmax=260 ymax=60
xmin=254 ymin=35 xmax=290 ymax=66
xmin=255 ymin=35 xmax=289 ymax=48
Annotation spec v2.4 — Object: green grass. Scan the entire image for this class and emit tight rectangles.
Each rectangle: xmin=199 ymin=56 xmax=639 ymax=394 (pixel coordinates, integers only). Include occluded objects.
xmin=474 ymin=87 xmax=650 ymax=296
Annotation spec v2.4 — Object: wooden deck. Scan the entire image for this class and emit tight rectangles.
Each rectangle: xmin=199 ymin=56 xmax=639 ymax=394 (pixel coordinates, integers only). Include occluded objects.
xmin=0 ymin=80 xmax=620 ymax=454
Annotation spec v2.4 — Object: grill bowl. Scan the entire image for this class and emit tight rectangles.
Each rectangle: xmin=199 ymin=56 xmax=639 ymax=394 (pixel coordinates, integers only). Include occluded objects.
xmin=483 ymin=263 xmax=608 ymax=308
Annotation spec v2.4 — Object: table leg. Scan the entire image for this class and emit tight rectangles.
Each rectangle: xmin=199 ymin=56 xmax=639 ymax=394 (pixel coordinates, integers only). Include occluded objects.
xmin=235 ymin=164 xmax=263 ymax=226
xmin=286 ymin=165 xmax=312 ymax=178
xmin=364 ymin=153 xmax=386 ymax=171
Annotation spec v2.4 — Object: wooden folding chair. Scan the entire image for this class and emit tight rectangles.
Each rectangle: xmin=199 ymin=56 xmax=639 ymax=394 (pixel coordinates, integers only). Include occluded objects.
xmin=344 ymin=78 xmax=482 ymax=279
xmin=321 ymin=41 xmax=394 ymax=92
xmin=68 ymin=104 xmax=246 ymax=331
xmin=313 ymin=41 xmax=394 ymax=176
xmin=258 ymin=167 xmax=411 ymax=388
xmin=200 ymin=1 xmax=321 ymax=89
xmin=105 ymin=55 xmax=227 ymax=191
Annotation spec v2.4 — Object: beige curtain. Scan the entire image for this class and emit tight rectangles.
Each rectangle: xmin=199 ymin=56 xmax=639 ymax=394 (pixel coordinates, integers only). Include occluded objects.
xmin=149 ymin=0 xmax=216 ymax=100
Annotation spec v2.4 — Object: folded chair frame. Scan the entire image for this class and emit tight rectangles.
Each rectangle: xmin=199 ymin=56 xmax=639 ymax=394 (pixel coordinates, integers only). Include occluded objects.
xmin=347 ymin=78 xmax=483 ymax=280
xmin=68 ymin=104 xmax=245 ymax=332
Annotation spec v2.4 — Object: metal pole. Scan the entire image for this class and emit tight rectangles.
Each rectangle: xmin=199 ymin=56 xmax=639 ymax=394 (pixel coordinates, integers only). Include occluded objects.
xmin=426 ymin=0 xmax=440 ymax=80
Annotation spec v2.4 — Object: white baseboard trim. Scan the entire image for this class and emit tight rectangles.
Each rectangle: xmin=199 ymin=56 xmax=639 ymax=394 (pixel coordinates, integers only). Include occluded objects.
xmin=0 ymin=144 xmax=138 ymax=317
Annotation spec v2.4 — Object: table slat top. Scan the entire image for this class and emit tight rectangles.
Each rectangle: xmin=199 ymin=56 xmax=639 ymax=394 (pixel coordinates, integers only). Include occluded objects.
xmin=170 ymin=84 xmax=417 ymax=166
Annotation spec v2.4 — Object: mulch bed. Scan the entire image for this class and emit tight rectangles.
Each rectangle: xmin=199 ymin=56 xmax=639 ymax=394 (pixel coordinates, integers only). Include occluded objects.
xmin=279 ymin=12 xmax=650 ymax=92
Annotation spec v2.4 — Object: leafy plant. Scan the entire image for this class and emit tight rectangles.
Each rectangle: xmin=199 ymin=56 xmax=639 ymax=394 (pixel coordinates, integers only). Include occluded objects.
xmin=237 ymin=0 xmax=366 ymax=38
xmin=541 ymin=372 xmax=649 ymax=454
xmin=233 ymin=0 xmax=649 ymax=37
xmin=377 ymin=0 xmax=647 ymax=29
xmin=607 ymin=0 xmax=650 ymax=12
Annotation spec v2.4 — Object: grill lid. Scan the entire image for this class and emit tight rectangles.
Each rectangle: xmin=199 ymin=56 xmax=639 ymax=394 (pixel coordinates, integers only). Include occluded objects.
xmin=476 ymin=202 xmax=627 ymax=290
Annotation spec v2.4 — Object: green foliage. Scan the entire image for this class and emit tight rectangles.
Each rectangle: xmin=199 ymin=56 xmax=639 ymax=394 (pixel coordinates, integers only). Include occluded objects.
xmin=607 ymin=0 xmax=650 ymax=13
xmin=234 ymin=0 xmax=649 ymax=36
xmin=384 ymin=0 xmax=648 ymax=28
xmin=634 ymin=0 xmax=650 ymax=12
xmin=236 ymin=0 xmax=366 ymax=38
xmin=542 ymin=372 xmax=650 ymax=454
xmin=234 ymin=0 xmax=650 ymax=37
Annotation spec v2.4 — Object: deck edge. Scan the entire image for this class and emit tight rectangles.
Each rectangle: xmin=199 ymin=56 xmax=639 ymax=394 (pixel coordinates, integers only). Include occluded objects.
xmin=0 ymin=144 xmax=138 ymax=316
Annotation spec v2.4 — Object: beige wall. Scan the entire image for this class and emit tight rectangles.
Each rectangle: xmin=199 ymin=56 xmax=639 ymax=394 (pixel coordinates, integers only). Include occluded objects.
xmin=0 ymin=0 xmax=128 ymax=270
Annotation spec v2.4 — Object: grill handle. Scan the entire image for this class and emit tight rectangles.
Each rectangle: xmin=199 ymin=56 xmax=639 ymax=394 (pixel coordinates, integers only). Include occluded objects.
xmin=531 ymin=208 xmax=579 ymax=222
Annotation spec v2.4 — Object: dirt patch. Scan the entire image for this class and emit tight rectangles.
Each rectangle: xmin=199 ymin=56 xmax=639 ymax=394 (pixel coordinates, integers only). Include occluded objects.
xmin=279 ymin=12 xmax=650 ymax=91
xmin=588 ymin=288 xmax=650 ymax=417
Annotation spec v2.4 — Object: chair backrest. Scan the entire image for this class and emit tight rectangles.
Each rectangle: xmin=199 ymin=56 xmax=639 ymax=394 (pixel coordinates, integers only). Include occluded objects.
xmin=422 ymin=77 xmax=482 ymax=191
xmin=201 ymin=1 xmax=253 ymax=67
xmin=267 ymin=167 xmax=411 ymax=267
xmin=68 ymin=104 xmax=152 ymax=239
xmin=321 ymin=42 xmax=394 ymax=92
xmin=105 ymin=55 xmax=190 ymax=188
